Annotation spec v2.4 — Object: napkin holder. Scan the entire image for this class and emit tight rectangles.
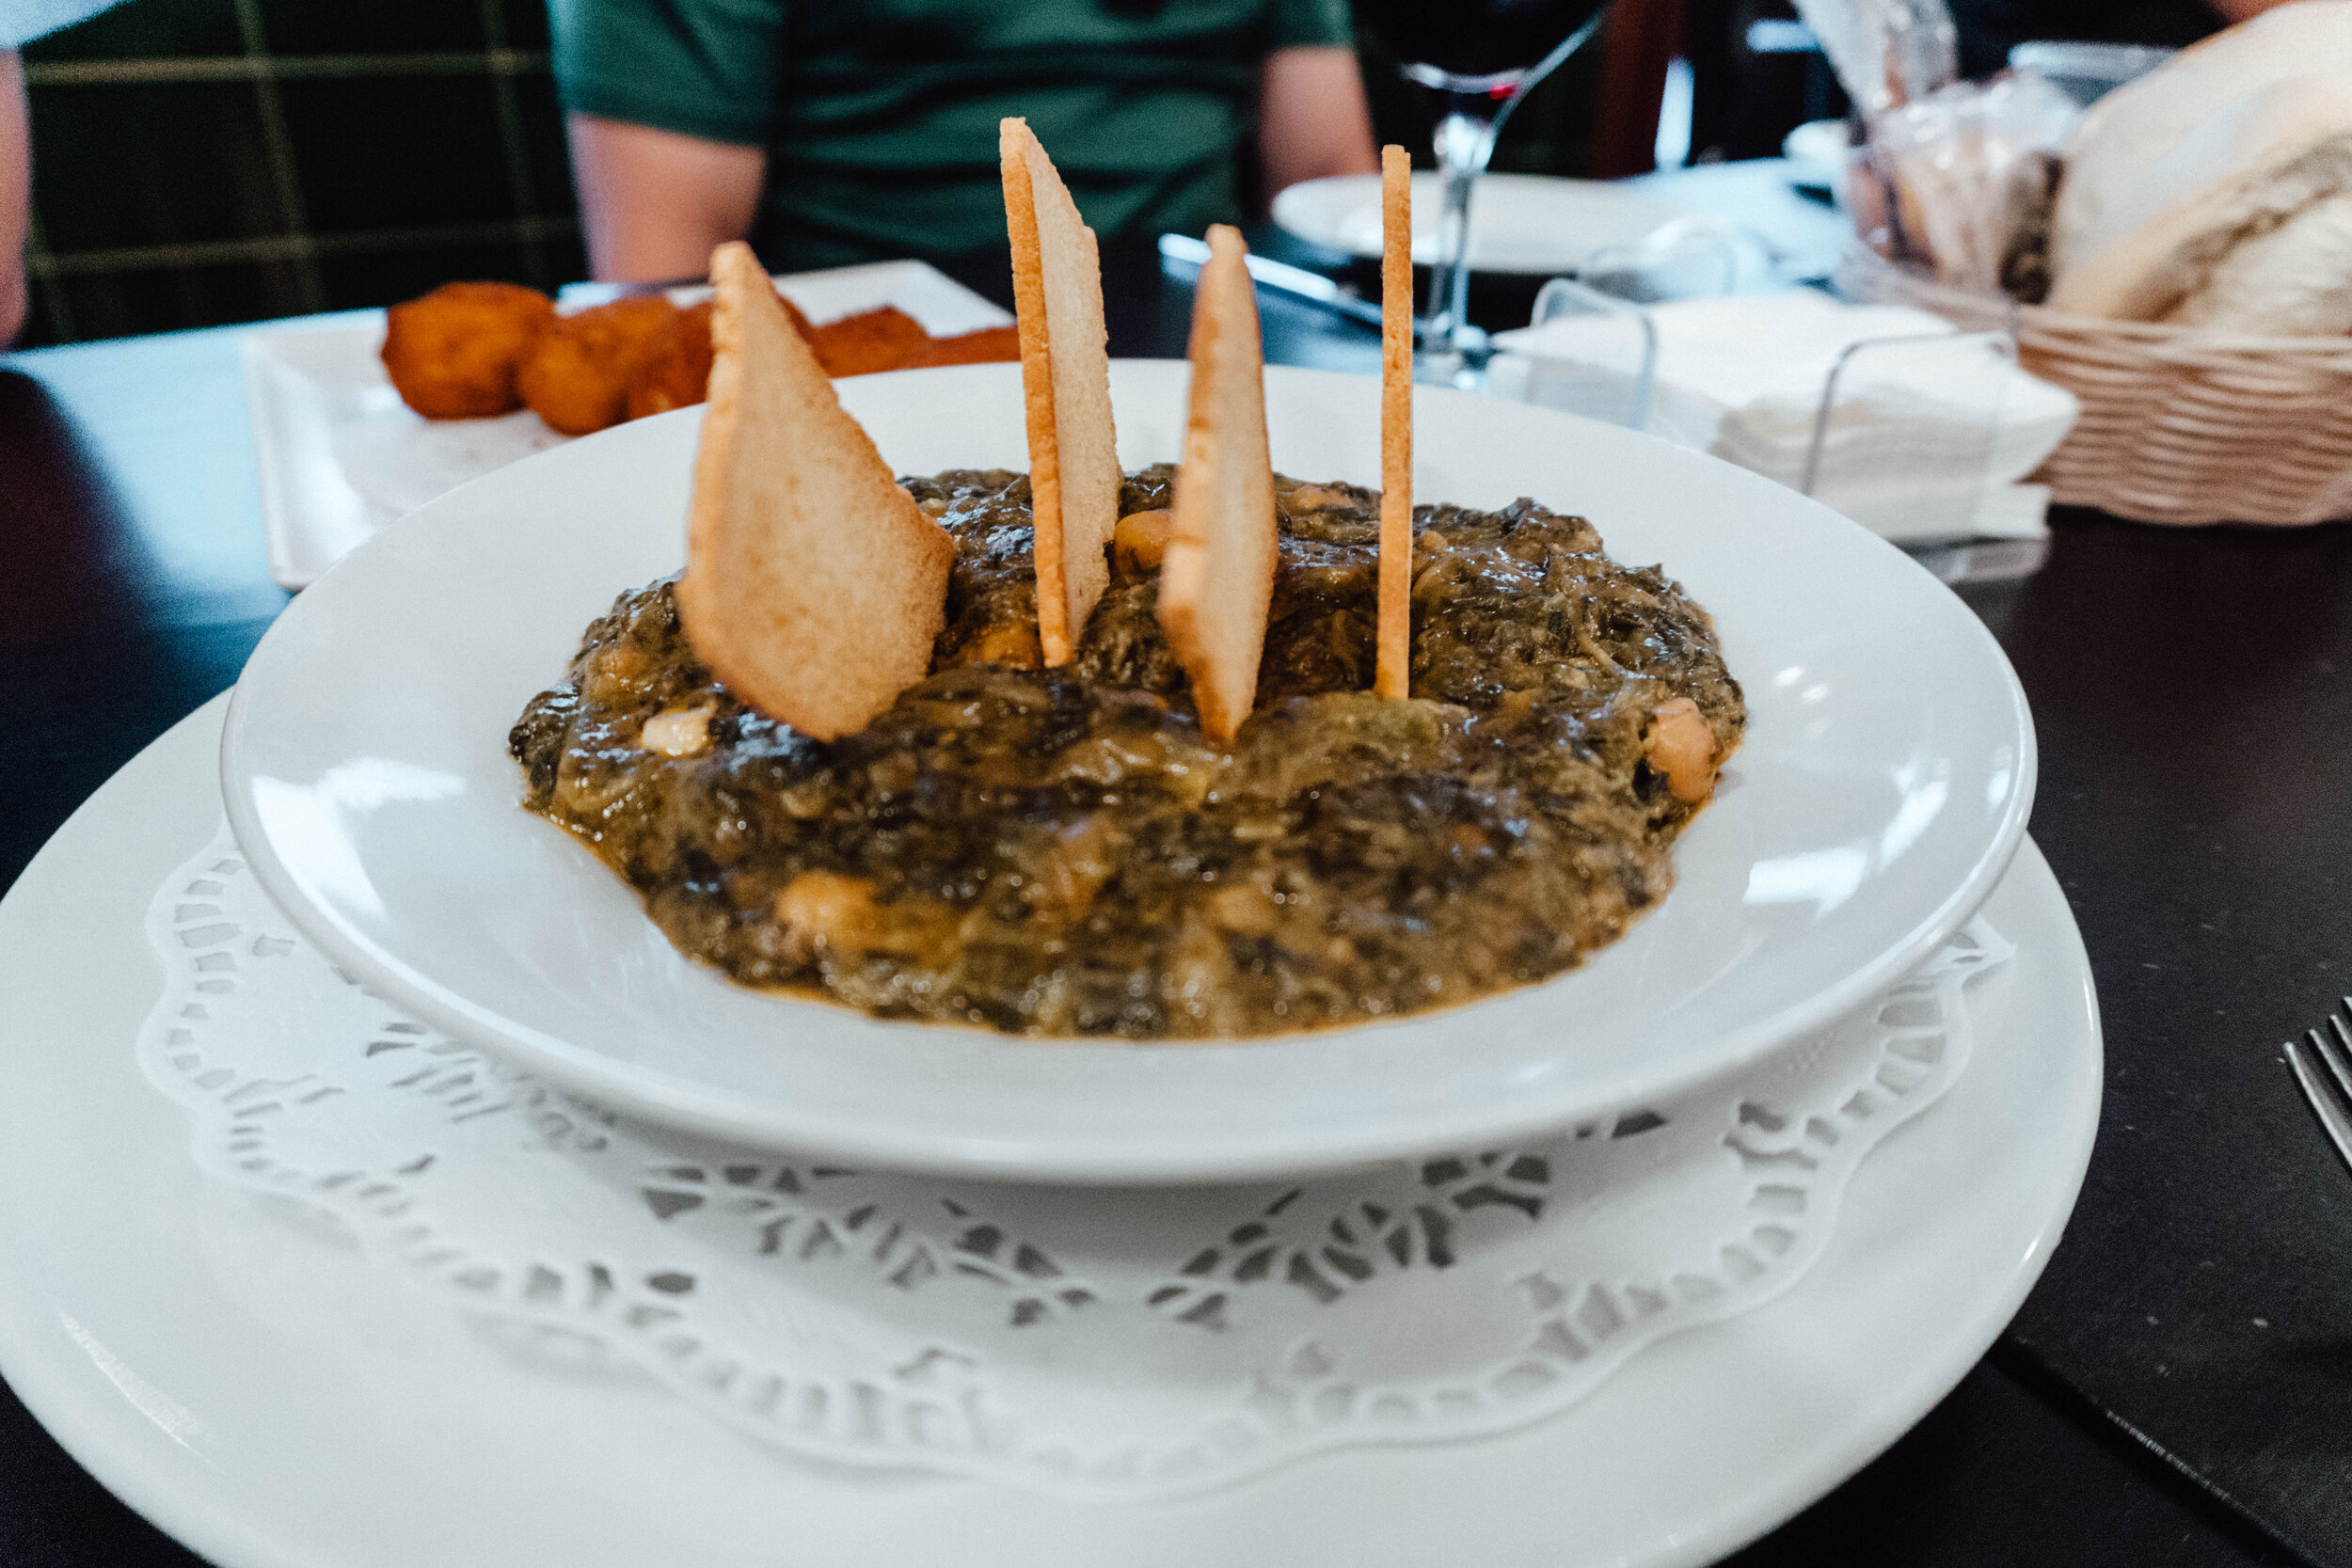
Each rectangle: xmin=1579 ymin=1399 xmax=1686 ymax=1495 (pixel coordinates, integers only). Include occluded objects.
xmin=1487 ymin=229 xmax=2062 ymax=568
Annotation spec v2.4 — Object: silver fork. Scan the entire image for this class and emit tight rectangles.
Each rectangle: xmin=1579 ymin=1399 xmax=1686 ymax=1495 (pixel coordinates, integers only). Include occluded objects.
xmin=2286 ymin=999 xmax=2352 ymax=1175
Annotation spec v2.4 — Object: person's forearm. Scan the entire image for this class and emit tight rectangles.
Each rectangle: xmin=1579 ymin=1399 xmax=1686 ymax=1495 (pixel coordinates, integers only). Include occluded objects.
xmin=566 ymin=113 xmax=767 ymax=282
xmin=1256 ymin=44 xmax=1378 ymax=203
xmin=2 ymin=50 xmax=29 ymax=346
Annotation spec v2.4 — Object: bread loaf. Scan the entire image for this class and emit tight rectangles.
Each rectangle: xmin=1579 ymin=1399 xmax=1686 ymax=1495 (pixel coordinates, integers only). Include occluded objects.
xmin=2046 ymin=0 xmax=2352 ymax=334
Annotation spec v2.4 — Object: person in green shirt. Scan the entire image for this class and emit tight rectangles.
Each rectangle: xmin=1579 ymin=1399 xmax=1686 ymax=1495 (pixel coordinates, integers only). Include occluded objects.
xmin=549 ymin=0 xmax=1378 ymax=281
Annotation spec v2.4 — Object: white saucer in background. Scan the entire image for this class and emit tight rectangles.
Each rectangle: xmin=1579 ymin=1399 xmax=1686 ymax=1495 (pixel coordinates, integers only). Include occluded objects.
xmin=1274 ymin=171 xmax=1687 ymax=275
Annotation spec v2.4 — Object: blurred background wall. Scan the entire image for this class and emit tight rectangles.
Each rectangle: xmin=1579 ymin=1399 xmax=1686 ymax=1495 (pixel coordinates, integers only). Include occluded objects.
xmin=18 ymin=0 xmax=581 ymax=347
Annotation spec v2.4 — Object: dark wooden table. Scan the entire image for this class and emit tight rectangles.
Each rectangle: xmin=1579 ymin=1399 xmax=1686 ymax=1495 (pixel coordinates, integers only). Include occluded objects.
xmin=3 ymin=163 xmax=2344 ymax=1567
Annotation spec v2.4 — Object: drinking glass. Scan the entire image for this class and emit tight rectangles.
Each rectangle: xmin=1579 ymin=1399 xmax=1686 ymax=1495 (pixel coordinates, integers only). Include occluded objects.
xmin=1355 ymin=0 xmax=1614 ymax=386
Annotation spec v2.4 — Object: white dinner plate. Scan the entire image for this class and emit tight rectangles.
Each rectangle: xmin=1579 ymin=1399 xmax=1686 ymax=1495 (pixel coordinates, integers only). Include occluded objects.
xmin=0 ymin=696 xmax=2102 ymax=1568
xmin=1273 ymin=171 xmax=1688 ymax=274
xmin=241 ymin=260 xmax=1012 ymax=590
xmin=218 ymin=360 xmax=2035 ymax=1183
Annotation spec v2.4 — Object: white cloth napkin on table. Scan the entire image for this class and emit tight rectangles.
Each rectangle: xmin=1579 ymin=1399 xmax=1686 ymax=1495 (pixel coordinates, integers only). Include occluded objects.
xmin=1487 ymin=291 xmax=2079 ymax=546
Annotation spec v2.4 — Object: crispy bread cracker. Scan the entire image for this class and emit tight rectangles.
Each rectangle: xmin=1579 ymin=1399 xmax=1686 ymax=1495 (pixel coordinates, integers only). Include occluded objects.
xmin=1001 ymin=117 xmax=1120 ymax=666
xmin=777 ymin=291 xmax=817 ymax=341
xmin=675 ymin=242 xmax=954 ymax=741
xmin=1157 ymin=225 xmax=1277 ymax=746
xmin=1375 ymin=144 xmax=1414 ymax=701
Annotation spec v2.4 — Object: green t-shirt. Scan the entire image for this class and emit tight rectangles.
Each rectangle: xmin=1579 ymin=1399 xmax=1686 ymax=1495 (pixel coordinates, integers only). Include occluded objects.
xmin=549 ymin=0 xmax=1355 ymax=271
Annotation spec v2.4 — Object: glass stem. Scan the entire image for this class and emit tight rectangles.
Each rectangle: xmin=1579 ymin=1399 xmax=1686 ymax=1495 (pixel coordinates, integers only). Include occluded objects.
xmin=1427 ymin=100 xmax=1502 ymax=361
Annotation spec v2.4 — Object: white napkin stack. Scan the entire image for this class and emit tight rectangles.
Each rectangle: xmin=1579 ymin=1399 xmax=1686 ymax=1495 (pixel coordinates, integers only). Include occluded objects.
xmin=1488 ymin=291 xmax=2080 ymax=545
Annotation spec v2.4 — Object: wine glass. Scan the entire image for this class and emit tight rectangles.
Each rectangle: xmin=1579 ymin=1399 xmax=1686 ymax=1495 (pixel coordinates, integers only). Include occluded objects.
xmin=1354 ymin=0 xmax=1614 ymax=387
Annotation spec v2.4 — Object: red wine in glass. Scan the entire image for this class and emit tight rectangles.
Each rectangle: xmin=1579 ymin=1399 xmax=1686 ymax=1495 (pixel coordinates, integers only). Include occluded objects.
xmin=1355 ymin=0 xmax=1611 ymax=78
xmin=1355 ymin=0 xmax=1613 ymax=383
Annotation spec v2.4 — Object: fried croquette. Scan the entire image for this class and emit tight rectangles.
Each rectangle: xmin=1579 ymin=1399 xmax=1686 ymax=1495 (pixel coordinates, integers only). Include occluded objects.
xmin=386 ymin=272 xmax=1017 ymax=434
xmin=624 ymin=299 xmax=715 ymax=420
xmin=806 ymin=306 xmax=930 ymax=377
xmin=516 ymin=295 xmax=679 ymax=436
xmin=380 ymin=280 xmax=554 ymax=420
xmin=908 ymin=324 xmax=1022 ymax=368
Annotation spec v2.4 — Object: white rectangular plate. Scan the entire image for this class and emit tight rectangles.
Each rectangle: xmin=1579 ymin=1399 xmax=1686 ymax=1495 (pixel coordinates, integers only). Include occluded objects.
xmin=240 ymin=260 xmax=1014 ymax=590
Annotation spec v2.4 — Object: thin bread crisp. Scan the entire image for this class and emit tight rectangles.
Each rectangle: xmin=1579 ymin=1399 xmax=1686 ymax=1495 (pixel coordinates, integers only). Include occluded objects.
xmin=1157 ymin=224 xmax=1278 ymax=745
xmin=1001 ymin=117 xmax=1120 ymax=666
xmin=1375 ymin=144 xmax=1414 ymax=701
xmin=675 ymin=242 xmax=954 ymax=741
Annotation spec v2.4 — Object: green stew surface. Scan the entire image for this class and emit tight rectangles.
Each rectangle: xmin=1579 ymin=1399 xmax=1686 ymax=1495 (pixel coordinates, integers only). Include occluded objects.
xmin=510 ymin=467 xmax=1744 ymax=1038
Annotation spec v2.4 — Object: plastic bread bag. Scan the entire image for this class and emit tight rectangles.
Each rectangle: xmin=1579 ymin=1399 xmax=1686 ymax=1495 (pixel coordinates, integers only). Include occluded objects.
xmin=1866 ymin=71 xmax=2083 ymax=297
xmin=1792 ymin=0 xmax=1958 ymax=120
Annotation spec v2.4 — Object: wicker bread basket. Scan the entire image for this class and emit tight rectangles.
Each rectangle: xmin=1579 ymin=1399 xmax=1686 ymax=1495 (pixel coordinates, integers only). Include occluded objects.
xmin=1838 ymin=247 xmax=2352 ymax=526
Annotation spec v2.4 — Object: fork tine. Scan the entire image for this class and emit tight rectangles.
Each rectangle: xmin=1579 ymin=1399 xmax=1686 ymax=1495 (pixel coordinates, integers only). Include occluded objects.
xmin=2288 ymin=1035 xmax=2352 ymax=1175
xmin=2321 ymin=1009 xmax=2352 ymax=1103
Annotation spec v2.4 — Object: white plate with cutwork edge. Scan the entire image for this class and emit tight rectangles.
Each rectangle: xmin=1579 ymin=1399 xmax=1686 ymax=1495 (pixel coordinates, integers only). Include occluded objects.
xmin=0 ymin=697 xmax=2100 ymax=1568
xmin=217 ymin=360 xmax=2035 ymax=1183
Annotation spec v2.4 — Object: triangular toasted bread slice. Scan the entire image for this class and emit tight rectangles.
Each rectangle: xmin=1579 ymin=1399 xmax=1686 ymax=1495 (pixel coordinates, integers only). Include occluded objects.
xmin=1157 ymin=224 xmax=1277 ymax=745
xmin=675 ymin=242 xmax=954 ymax=741
xmin=1375 ymin=144 xmax=1414 ymax=701
xmin=1001 ymin=117 xmax=1120 ymax=666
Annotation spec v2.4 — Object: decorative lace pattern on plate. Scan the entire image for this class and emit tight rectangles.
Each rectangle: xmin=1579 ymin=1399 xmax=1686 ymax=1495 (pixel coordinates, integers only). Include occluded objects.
xmin=140 ymin=827 xmax=2010 ymax=1497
